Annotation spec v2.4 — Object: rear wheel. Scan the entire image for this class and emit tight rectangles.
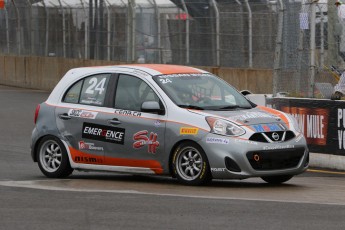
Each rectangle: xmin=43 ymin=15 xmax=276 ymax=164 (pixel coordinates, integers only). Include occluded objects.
xmin=172 ymin=142 xmax=211 ymax=185
xmin=261 ymin=175 xmax=293 ymax=184
xmin=37 ymin=136 xmax=73 ymax=178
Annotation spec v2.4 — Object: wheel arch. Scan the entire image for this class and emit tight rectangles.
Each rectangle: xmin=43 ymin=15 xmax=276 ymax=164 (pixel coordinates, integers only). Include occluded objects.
xmin=168 ymin=139 xmax=208 ymax=177
xmin=32 ymin=134 xmax=66 ymax=162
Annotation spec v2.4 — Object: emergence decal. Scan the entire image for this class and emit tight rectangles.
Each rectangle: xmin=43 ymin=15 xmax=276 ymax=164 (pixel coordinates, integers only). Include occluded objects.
xmin=82 ymin=122 xmax=125 ymax=145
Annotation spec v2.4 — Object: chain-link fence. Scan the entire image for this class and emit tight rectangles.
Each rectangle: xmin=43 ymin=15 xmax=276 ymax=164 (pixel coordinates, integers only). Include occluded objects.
xmin=273 ymin=0 xmax=345 ymax=98
xmin=1 ymin=0 xmax=344 ymax=98
xmin=0 ymin=0 xmax=281 ymax=69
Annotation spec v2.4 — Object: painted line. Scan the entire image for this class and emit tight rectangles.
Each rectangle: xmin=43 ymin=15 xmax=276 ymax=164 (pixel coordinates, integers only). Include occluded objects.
xmin=0 ymin=179 xmax=345 ymax=206
xmin=307 ymin=169 xmax=345 ymax=175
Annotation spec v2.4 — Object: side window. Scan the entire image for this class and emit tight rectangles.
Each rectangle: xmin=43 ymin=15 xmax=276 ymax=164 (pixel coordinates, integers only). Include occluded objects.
xmin=63 ymin=81 xmax=83 ymax=103
xmin=115 ymin=75 xmax=159 ymax=111
xmin=63 ymin=74 xmax=110 ymax=106
xmin=79 ymin=74 xmax=110 ymax=106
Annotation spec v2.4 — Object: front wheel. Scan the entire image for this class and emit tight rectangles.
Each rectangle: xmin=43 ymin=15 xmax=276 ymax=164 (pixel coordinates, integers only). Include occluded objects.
xmin=37 ymin=136 xmax=73 ymax=178
xmin=172 ymin=142 xmax=211 ymax=185
xmin=261 ymin=175 xmax=293 ymax=184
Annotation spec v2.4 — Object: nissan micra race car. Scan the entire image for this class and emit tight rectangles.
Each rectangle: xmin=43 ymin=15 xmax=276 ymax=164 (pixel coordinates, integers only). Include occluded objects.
xmin=31 ymin=64 xmax=309 ymax=185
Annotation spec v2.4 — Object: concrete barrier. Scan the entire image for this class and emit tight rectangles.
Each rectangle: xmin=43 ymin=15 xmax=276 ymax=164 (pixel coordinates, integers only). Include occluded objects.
xmin=0 ymin=55 xmax=273 ymax=93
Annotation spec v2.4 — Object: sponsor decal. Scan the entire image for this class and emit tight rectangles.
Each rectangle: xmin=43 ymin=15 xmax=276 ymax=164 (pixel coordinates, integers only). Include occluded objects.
xmin=78 ymin=141 xmax=104 ymax=151
xmin=68 ymin=109 xmax=98 ymax=119
xmin=251 ymin=123 xmax=285 ymax=132
xmin=180 ymin=127 xmax=199 ymax=135
xmin=206 ymin=137 xmax=229 ymax=144
xmin=154 ymin=120 xmax=161 ymax=127
xmin=281 ymin=106 xmax=329 ymax=146
xmin=114 ymin=109 xmax=141 ymax=117
xmin=263 ymin=145 xmax=295 ymax=150
xmin=159 ymin=73 xmax=212 ymax=79
xmin=231 ymin=112 xmax=277 ymax=122
xmin=133 ymin=130 xmax=159 ymax=154
xmin=234 ymin=139 xmax=258 ymax=145
xmin=80 ymin=97 xmax=103 ymax=105
xmin=159 ymin=78 xmax=172 ymax=84
xmin=211 ymin=168 xmax=226 ymax=172
xmin=82 ymin=122 xmax=125 ymax=144
xmin=74 ymin=156 xmax=103 ymax=164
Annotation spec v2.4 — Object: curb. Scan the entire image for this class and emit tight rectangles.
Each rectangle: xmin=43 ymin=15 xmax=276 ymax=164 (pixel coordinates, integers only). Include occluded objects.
xmin=310 ymin=152 xmax=345 ymax=171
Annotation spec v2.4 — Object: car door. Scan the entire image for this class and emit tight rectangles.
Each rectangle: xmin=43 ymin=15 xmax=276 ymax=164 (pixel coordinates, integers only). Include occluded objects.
xmin=55 ymin=73 xmax=113 ymax=165
xmin=101 ymin=74 xmax=167 ymax=174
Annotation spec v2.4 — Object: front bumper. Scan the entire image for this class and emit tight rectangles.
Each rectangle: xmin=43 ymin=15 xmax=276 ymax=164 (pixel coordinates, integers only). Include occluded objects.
xmin=198 ymin=134 xmax=309 ymax=179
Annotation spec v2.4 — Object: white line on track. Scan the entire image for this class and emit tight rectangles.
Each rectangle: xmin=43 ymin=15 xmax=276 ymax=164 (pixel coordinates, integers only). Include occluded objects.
xmin=0 ymin=179 xmax=344 ymax=206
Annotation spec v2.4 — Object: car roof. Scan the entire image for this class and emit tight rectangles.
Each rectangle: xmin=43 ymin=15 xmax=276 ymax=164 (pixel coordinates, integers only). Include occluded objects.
xmin=85 ymin=64 xmax=208 ymax=76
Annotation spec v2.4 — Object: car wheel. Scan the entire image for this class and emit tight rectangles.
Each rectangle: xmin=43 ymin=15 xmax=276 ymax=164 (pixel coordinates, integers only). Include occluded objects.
xmin=172 ymin=142 xmax=211 ymax=185
xmin=37 ymin=136 xmax=73 ymax=178
xmin=261 ymin=175 xmax=293 ymax=184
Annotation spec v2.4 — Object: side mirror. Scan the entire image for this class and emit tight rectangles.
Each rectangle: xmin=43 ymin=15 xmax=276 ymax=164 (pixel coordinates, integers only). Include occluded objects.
xmin=141 ymin=101 xmax=165 ymax=115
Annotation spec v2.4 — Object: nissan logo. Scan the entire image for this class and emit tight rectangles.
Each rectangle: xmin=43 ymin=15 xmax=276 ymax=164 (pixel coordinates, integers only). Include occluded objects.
xmin=272 ymin=132 xmax=280 ymax=141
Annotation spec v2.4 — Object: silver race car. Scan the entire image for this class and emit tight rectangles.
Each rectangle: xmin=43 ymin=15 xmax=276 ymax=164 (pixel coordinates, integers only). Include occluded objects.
xmin=31 ymin=64 xmax=309 ymax=185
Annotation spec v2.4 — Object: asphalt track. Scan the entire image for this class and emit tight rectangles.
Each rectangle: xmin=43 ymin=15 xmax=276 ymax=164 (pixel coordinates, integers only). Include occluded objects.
xmin=1 ymin=85 xmax=345 ymax=230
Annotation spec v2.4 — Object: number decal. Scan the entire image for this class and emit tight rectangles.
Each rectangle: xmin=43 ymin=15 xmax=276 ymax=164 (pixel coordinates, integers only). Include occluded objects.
xmin=159 ymin=78 xmax=172 ymax=84
xmin=85 ymin=77 xmax=106 ymax=95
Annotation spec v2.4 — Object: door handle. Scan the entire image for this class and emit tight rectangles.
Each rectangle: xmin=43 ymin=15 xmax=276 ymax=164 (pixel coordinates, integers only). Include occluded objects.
xmin=109 ymin=118 xmax=121 ymax=125
xmin=58 ymin=113 xmax=71 ymax=120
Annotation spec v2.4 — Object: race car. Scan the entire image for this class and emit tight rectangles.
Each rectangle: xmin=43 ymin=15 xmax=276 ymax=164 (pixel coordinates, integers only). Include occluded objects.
xmin=31 ymin=64 xmax=309 ymax=185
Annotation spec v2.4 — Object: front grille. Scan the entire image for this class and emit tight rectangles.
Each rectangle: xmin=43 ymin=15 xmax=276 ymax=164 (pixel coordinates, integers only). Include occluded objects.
xmin=246 ymin=147 xmax=305 ymax=170
xmin=249 ymin=131 xmax=295 ymax=143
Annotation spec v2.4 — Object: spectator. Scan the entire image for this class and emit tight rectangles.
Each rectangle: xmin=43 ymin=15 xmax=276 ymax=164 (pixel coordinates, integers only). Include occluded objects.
xmin=331 ymin=71 xmax=345 ymax=100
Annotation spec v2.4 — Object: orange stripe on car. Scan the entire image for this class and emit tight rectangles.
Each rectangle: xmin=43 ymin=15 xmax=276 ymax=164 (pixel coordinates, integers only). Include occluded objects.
xmin=122 ymin=64 xmax=202 ymax=75
xmin=69 ymin=147 xmax=163 ymax=174
xmin=257 ymin=106 xmax=290 ymax=128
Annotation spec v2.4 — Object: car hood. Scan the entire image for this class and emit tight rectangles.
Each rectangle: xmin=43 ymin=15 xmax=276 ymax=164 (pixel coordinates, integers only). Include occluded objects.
xmin=190 ymin=106 xmax=289 ymax=126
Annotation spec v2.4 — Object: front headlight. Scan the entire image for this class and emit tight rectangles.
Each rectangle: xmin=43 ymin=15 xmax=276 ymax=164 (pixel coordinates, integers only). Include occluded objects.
xmin=206 ymin=117 xmax=245 ymax=136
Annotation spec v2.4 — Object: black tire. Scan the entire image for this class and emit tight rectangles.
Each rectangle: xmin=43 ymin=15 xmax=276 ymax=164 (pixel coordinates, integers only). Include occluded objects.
xmin=261 ymin=175 xmax=293 ymax=184
xmin=37 ymin=135 xmax=73 ymax=178
xmin=172 ymin=142 xmax=211 ymax=185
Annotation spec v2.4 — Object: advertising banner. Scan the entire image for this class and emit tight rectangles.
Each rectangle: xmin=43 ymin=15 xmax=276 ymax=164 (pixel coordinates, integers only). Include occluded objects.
xmin=268 ymin=98 xmax=345 ymax=155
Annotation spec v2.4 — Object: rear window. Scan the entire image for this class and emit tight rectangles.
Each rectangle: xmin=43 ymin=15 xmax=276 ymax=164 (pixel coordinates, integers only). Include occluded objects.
xmin=63 ymin=74 xmax=110 ymax=106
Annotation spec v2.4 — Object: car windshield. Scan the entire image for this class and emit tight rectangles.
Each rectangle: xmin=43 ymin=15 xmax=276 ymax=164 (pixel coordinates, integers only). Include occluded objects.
xmin=154 ymin=73 xmax=253 ymax=110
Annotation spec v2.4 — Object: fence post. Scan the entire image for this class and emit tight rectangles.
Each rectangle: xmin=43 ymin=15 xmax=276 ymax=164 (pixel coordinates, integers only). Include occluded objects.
xmin=210 ymin=0 xmax=220 ymax=67
xmin=58 ymin=0 xmax=66 ymax=57
xmin=309 ymin=0 xmax=316 ymax=98
xmin=104 ymin=0 xmax=111 ymax=61
xmin=127 ymin=0 xmax=136 ymax=62
xmin=317 ymin=3 xmax=325 ymax=68
xmin=181 ymin=0 xmax=189 ymax=65
xmin=273 ymin=0 xmax=284 ymax=96
xmin=11 ymin=0 xmax=21 ymax=55
xmin=4 ymin=3 xmax=9 ymax=53
xmin=152 ymin=0 xmax=161 ymax=63
xmin=244 ymin=0 xmax=252 ymax=68
xmin=79 ymin=0 xmax=88 ymax=59
xmin=41 ymin=0 xmax=49 ymax=56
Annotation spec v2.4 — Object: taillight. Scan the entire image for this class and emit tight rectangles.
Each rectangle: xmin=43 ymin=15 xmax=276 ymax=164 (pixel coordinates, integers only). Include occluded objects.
xmin=34 ymin=104 xmax=40 ymax=124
